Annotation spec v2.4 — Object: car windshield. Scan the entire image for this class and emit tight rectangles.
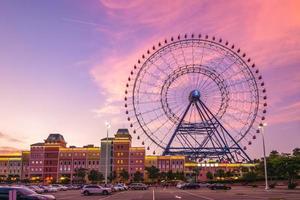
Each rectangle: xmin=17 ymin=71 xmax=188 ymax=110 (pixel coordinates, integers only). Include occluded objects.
xmin=18 ymin=188 xmax=36 ymax=195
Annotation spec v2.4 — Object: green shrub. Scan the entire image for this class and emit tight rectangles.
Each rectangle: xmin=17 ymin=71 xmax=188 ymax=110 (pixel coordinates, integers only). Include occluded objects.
xmin=288 ymin=182 xmax=297 ymax=189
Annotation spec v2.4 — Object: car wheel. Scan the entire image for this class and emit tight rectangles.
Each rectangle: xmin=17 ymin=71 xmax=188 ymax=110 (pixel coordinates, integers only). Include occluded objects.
xmin=83 ymin=190 xmax=90 ymax=196
xmin=103 ymin=190 xmax=109 ymax=195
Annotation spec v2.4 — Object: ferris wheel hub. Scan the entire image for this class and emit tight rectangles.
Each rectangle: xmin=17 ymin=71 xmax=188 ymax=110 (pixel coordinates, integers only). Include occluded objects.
xmin=189 ymin=90 xmax=201 ymax=102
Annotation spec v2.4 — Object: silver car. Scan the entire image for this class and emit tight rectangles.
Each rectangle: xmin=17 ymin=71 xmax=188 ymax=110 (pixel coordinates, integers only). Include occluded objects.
xmin=81 ymin=185 xmax=112 ymax=195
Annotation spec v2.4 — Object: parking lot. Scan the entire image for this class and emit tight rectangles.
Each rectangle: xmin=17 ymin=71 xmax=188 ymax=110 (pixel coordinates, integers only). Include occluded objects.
xmin=52 ymin=186 xmax=300 ymax=200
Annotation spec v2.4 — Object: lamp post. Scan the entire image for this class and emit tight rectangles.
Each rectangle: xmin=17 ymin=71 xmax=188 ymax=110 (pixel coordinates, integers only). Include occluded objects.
xmin=105 ymin=121 xmax=111 ymax=185
xmin=259 ymin=123 xmax=269 ymax=190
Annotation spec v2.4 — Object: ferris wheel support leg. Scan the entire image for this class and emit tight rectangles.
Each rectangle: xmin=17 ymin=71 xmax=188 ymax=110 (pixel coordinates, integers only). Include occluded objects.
xmin=163 ymin=101 xmax=193 ymax=156
xmin=195 ymin=101 xmax=236 ymax=162
xmin=198 ymin=99 xmax=252 ymax=162
xmin=194 ymin=102 xmax=227 ymax=162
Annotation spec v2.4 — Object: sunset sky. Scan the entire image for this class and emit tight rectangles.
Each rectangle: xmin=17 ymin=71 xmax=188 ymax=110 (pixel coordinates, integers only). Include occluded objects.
xmin=0 ymin=0 xmax=299 ymax=159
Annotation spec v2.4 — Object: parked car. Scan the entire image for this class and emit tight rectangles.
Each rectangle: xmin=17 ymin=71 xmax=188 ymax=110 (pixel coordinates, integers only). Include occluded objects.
xmin=27 ymin=186 xmax=45 ymax=194
xmin=81 ymin=185 xmax=112 ymax=195
xmin=40 ymin=186 xmax=58 ymax=193
xmin=50 ymin=184 xmax=67 ymax=191
xmin=208 ymin=184 xmax=231 ymax=190
xmin=176 ymin=182 xmax=186 ymax=189
xmin=0 ymin=186 xmax=56 ymax=200
xmin=113 ymin=184 xmax=124 ymax=191
xmin=119 ymin=183 xmax=128 ymax=190
xmin=198 ymin=182 xmax=210 ymax=187
xmin=180 ymin=183 xmax=200 ymax=189
xmin=128 ymin=183 xmax=148 ymax=190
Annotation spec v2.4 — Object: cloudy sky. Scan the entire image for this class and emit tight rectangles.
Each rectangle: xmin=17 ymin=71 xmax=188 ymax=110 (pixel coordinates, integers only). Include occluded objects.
xmin=0 ymin=0 xmax=299 ymax=158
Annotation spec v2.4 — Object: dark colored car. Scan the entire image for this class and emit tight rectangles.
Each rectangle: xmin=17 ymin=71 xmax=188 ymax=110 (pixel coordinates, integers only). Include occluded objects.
xmin=181 ymin=183 xmax=200 ymax=189
xmin=208 ymin=184 xmax=231 ymax=190
xmin=0 ymin=186 xmax=56 ymax=200
xmin=128 ymin=183 xmax=148 ymax=190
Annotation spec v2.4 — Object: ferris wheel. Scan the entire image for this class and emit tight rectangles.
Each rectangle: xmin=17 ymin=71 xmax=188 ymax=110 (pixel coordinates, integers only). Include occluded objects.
xmin=124 ymin=34 xmax=267 ymax=162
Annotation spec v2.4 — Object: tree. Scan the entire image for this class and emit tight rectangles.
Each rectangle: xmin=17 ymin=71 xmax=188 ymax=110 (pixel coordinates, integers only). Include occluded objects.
xmin=108 ymin=171 xmax=117 ymax=183
xmin=193 ymin=167 xmax=201 ymax=182
xmin=159 ymin=172 xmax=167 ymax=180
xmin=276 ymin=155 xmax=300 ymax=188
xmin=167 ymin=170 xmax=174 ymax=181
xmin=74 ymin=168 xmax=87 ymax=183
xmin=98 ymin=172 xmax=104 ymax=182
xmin=174 ymin=171 xmax=185 ymax=181
xmin=206 ymin=171 xmax=213 ymax=180
xmin=133 ymin=171 xmax=144 ymax=182
xmin=293 ymin=148 xmax=300 ymax=157
xmin=88 ymin=170 xmax=103 ymax=184
xmin=214 ymin=169 xmax=225 ymax=178
xmin=225 ymin=170 xmax=234 ymax=178
xmin=60 ymin=176 xmax=70 ymax=184
xmin=269 ymin=150 xmax=280 ymax=158
xmin=145 ymin=166 xmax=160 ymax=182
xmin=242 ymin=171 xmax=257 ymax=183
xmin=119 ymin=169 xmax=129 ymax=182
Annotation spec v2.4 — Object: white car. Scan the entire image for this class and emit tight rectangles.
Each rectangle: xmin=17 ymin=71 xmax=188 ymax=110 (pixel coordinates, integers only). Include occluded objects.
xmin=50 ymin=184 xmax=65 ymax=191
xmin=27 ymin=186 xmax=45 ymax=193
xmin=113 ymin=184 xmax=125 ymax=191
xmin=41 ymin=186 xmax=58 ymax=193
xmin=176 ymin=182 xmax=186 ymax=189
xmin=119 ymin=183 xmax=128 ymax=190
xmin=81 ymin=185 xmax=112 ymax=195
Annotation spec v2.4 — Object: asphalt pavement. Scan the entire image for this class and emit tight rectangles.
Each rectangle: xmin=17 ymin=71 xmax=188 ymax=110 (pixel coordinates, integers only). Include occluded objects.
xmin=53 ymin=186 xmax=300 ymax=200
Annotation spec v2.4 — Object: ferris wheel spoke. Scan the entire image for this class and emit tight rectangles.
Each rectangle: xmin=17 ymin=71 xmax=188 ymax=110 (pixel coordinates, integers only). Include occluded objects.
xmin=226 ymin=105 xmax=253 ymax=115
xmin=147 ymin=59 xmax=169 ymax=77
xmin=139 ymin=80 xmax=163 ymax=89
xmin=137 ymin=99 xmax=161 ymax=105
xmin=136 ymin=106 xmax=163 ymax=117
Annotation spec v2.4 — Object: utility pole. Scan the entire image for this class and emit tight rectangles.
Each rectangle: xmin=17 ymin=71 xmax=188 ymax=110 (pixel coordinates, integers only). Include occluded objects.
xmin=105 ymin=122 xmax=111 ymax=185
xmin=259 ymin=123 xmax=269 ymax=190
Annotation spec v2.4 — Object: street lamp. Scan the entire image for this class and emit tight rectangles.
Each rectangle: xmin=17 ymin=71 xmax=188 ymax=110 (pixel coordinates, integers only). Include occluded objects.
xmin=105 ymin=121 xmax=111 ymax=185
xmin=259 ymin=122 xmax=269 ymax=190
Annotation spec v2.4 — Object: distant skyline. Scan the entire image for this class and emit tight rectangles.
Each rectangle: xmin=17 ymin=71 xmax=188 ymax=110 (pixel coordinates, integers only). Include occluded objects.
xmin=0 ymin=0 xmax=299 ymax=159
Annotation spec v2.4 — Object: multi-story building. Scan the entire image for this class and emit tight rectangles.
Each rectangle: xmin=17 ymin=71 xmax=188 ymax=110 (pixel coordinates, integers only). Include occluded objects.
xmin=145 ymin=155 xmax=185 ymax=172
xmin=113 ymin=129 xmax=131 ymax=174
xmin=99 ymin=137 xmax=114 ymax=178
xmin=21 ymin=151 xmax=30 ymax=180
xmin=29 ymin=133 xmax=100 ymax=183
xmin=29 ymin=142 xmax=45 ymax=182
xmin=0 ymin=153 xmax=22 ymax=180
xmin=129 ymin=147 xmax=145 ymax=177
xmin=100 ymin=129 xmax=145 ymax=182
xmin=58 ymin=145 xmax=100 ymax=182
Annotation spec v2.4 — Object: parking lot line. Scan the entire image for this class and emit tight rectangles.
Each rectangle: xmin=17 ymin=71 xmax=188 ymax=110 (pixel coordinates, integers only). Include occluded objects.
xmin=180 ymin=190 xmax=215 ymax=200
xmin=98 ymin=191 xmax=125 ymax=200
xmin=152 ymin=189 xmax=155 ymax=200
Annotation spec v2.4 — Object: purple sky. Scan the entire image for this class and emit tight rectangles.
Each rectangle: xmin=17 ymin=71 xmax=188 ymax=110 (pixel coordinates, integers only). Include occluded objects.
xmin=0 ymin=0 xmax=299 ymax=159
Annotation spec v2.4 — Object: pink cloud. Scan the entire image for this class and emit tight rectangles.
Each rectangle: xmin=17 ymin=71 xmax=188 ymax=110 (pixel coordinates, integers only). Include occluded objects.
xmin=89 ymin=0 xmax=300 ymax=154
xmin=92 ymin=1 xmax=300 ymax=114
